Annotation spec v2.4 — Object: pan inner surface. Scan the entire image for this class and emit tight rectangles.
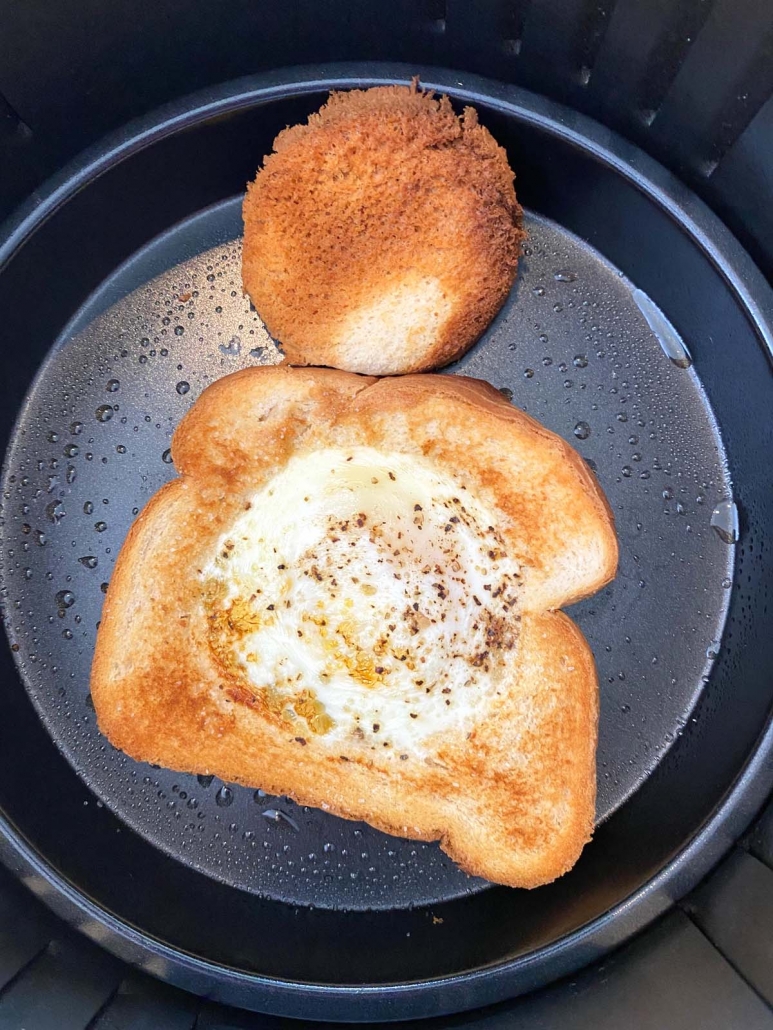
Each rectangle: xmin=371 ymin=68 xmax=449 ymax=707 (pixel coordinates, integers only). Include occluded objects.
xmin=0 ymin=199 xmax=734 ymax=910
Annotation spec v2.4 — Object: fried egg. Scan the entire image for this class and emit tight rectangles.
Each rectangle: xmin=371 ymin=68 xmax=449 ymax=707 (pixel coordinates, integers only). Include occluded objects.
xmin=202 ymin=446 xmax=521 ymax=755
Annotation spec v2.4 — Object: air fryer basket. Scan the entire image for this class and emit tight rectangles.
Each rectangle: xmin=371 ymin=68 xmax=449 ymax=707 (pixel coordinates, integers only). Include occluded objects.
xmin=0 ymin=64 xmax=772 ymax=1023
xmin=0 ymin=2 xmax=770 ymax=1021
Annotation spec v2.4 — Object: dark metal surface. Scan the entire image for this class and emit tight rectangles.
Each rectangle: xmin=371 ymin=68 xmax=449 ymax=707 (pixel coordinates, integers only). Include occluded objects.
xmin=683 ymin=849 xmax=773 ymax=1007
xmin=0 ymin=199 xmax=733 ymax=911
xmin=2 ymin=854 xmax=773 ymax=1029
xmin=748 ymin=795 xmax=773 ymax=870
xmin=0 ymin=68 xmax=772 ymax=1021
xmin=0 ymin=935 xmax=122 ymax=1030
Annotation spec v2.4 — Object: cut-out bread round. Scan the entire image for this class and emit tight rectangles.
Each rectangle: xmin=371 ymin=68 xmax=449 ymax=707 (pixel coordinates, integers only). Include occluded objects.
xmin=242 ymin=84 xmax=525 ymax=375
xmin=92 ymin=367 xmax=617 ymax=888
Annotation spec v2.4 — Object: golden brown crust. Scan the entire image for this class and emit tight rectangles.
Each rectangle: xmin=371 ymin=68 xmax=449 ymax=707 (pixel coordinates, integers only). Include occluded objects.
xmin=242 ymin=82 xmax=525 ymax=375
xmin=92 ymin=367 xmax=617 ymax=888
xmin=337 ymin=374 xmax=618 ymax=611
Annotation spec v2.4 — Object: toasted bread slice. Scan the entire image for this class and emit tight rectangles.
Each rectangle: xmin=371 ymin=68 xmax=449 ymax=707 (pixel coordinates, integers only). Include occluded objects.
xmin=92 ymin=367 xmax=617 ymax=888
xmin=242 ymin=83 xmax=525 ymax=375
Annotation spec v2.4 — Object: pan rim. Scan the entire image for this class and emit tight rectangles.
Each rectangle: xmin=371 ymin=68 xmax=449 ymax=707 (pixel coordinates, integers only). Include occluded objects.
xmin=1 ymin=62 xmax=772 ymax=1021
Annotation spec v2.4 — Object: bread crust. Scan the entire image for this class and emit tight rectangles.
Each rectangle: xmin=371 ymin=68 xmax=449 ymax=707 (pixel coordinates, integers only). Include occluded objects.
xmin=242 ymin=83 xmax=525 ymax=375
xmin=92 ymin=366 xmax=617 ymax=888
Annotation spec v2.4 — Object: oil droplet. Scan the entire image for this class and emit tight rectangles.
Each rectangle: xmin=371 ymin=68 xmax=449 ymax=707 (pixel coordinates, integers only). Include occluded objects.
xmin=523 ymin=368 xmax=534 ymax=379
xmin=55 ymin=589 xmax=76 ymax=609
xmin=498 ymin=386 xmax=513 ymax=401
xmin=70 ymin=421 xmax=83 ymax=435
xmin=573 ymin=354 xmax=588 ymax=368
xmin=106 ymin=379 xmax=120 ymax=393
xmin=63 ymin=443 xmax=79 ymax=458
xmin=197 ymin=774 xmax=214 ymax=788
xmin=262 ymin=808 xmax=299 ymax=830
xmin=215 ymin=785 xmax=233 ymax=807
xmin=94 ymin=521 xmax=107 ymax=533
xmin=710 ymin=499 xmax=739 ymax=544
xmin=83 ymin=501 xmax=94 ymax=514
xmin=95 ymin=405 xmax=114 ymax=423
xmin=62 ymin=629 xmax=73 ymax=640
xmin=554 ymin=270 xmax=578 ymax=283
xmin=573 ymin=421 xmax=591 ymax=440
xmin=219 ymin=336 xmax=241 ymax=356
xmin=47 ymin=430 xmax=59 ymax=443
xmin=79 ymin=556 xmax=98 ymax=569
xmin=162 ymin=449 xmax=173 ymax=464
xmin=532 ymin=286 xmax=545 ymax=297
xmin=722 ymin=577 xmax=732 ymax=589
xmin=45 ymin=500 xmax=65 ymax=523
xmin=542 ymin=356 xmax=552 ymax=367
xmin=174 ymin=325 xmax=185 ymax=336
xmin=632 ymin=288 xmax=692 ymax=368
xmin=176 ymin=381 xmax=190 ymax=396
xmin=622 ymin=466 xmax=632 ymax=478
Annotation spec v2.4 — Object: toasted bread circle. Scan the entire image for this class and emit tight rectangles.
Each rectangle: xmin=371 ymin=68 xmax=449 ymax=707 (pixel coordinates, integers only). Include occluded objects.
xmin=242 ymin=83 xmax=525 ymax=375
xmin=92 ymin=367 xmax=617 ymax=888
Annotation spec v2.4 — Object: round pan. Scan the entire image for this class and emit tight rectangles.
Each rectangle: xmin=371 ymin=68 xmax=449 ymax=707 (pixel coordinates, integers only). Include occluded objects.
xmin=0 ymin=65 xmax=772 ymax=1021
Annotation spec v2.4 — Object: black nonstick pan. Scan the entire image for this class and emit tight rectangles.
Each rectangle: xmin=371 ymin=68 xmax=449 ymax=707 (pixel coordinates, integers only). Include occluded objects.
xmin=0 ymin=65 xmax=772 ymax=1023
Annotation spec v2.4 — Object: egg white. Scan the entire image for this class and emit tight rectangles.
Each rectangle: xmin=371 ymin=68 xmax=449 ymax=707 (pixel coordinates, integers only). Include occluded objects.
xmin=202 ymin=446 xmax=521 ymax=755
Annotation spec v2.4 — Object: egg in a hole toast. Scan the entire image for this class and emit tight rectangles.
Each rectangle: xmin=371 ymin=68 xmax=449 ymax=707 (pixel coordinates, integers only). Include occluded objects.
xmin=91 ymin=366 xmax=617 ymax=887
